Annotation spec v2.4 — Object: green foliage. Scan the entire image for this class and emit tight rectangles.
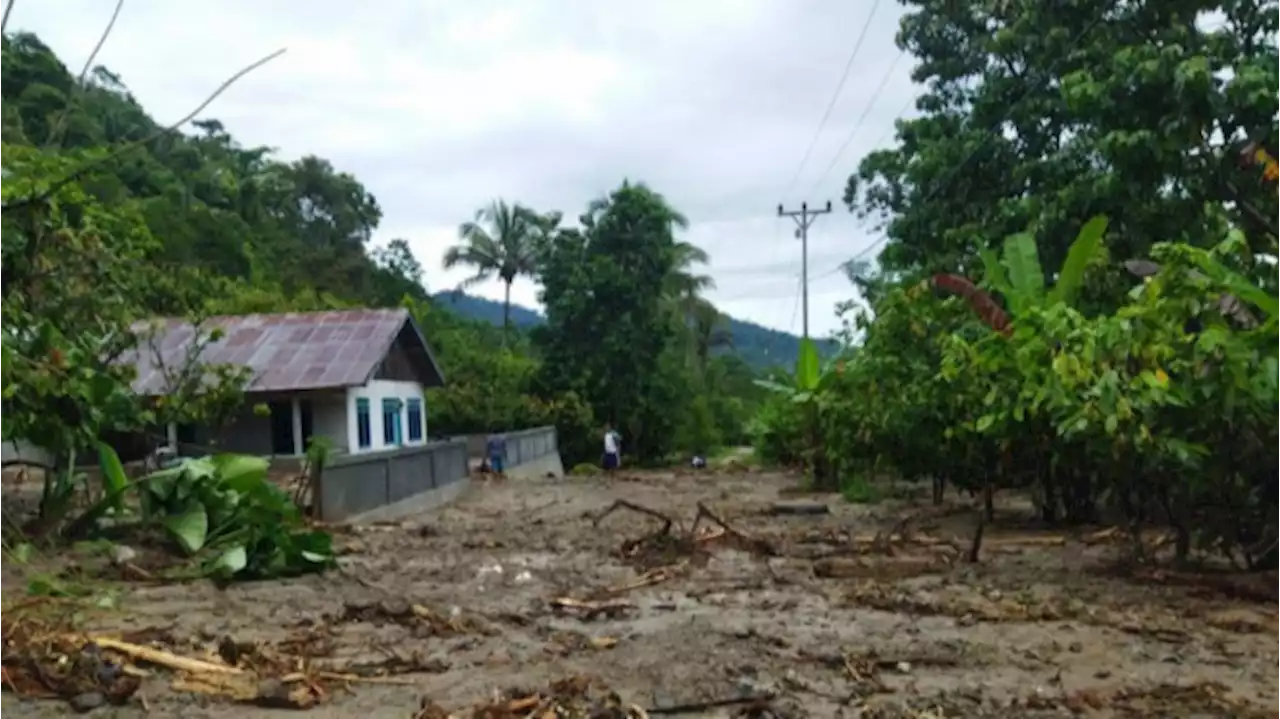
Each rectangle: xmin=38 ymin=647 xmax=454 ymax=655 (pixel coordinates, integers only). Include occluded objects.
xmin=1 ymin=29 xmax=767 ymax=515
xmin=535 ymin=182 xmax=689 ymax=462
xmin=786 ymin=0 xmax=1278 ymax=569
xmin=138 ymin=453 xmax=334 ymax=579
xmin=444 ymin=200 xmax=543 ymax=335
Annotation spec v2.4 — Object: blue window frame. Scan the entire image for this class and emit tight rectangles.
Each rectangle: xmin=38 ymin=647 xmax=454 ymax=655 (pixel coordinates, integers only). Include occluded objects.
xmin=382 ymin=398 xmax=403 ymax=446
xmin=406 ymin=398 xmax=423 ymax=442
xmin=356 ymin=398 xmax=372 ymax=449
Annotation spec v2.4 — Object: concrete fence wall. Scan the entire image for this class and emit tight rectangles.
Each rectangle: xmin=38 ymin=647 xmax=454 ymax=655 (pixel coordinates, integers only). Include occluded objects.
xmin=314 ymin=439 xmax=469 ymax=523
xmin=314 ymin=425 xmax=562 ymax=523
xmin=499 ymin=425 xmax=559 ymax=469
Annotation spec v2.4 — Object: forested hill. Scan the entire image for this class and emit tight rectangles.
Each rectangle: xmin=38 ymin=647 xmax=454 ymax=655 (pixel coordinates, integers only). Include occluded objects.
xmin=431 ymin=292 xmax=835 ymax=369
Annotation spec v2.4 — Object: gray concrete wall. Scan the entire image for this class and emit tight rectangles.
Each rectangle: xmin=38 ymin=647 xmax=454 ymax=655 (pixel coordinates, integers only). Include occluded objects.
xmin=317 ymin=426 xmax=563 ymax=523
xmin=498 ymin=426 xmax=564 ymax=479
xmin=1 ymin=440 xmax=53 ymax=467
xmin=313 ymin=438 xmax=468 ymax=523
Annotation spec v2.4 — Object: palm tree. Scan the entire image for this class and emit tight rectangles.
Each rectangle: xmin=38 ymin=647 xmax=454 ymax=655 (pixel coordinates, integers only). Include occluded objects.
xmin=666 ymin=241 xmax=716 ymax=314
xmin=444 ymin=199 xmax=539 ymax=336
xmin=689 ymin=297 xmax=733 ymax=370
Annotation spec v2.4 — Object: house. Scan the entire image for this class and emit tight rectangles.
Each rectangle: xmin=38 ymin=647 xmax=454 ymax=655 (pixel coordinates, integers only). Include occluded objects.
xmin=124 ymin=308 xmax=446 ymax=458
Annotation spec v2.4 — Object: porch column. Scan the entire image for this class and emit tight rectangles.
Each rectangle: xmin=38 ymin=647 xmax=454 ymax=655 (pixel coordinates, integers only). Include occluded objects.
xmin=166 ymin=422 xmax=178 ymax=451
xmin=291 ymin=398 xmax=304 ymax=457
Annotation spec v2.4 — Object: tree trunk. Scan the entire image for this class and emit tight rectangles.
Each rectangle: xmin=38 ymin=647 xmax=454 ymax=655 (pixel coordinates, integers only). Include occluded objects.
xmin=502 ymin=280 xmax=512 ymax=345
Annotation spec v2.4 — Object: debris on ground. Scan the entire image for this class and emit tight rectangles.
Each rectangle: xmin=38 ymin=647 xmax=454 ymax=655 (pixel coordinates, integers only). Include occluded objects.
xmin=413 ymin=675 xmax=645 ymax=719
xmin=336 ymin=599 xmax=493 ymax=636
xmin=1 ymin=597 xmax=437 ymax=712
xmin=769 ymin=500 xmax=829 ymax=516
xmin=591 ymin=499 xmax=777 ymax=569
xmin=413 ymin=675 xmax=789 ymax=719
xmin=2 ymin=598 xmax=144 ymax=711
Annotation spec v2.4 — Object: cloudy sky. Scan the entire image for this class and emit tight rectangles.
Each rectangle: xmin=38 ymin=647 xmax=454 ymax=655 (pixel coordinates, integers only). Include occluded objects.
xmin=12 ymin=0 xmax=920 ymax=337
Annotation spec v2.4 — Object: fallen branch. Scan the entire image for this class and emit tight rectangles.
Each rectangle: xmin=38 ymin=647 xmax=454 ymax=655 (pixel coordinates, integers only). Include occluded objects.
xmin=548 ymin=597 xmax=636 ymax=620
xmin=692 ymin=501 xmax=776 ymax=555
xmin=647 ymin=692 xmax=776 ymax=715
xmin=91 ymin=637 xmax=244 ymax=675
xmin=597 ymin=565 xmax=682 ymax=597
xmin=593 ymin=499 xmax=679 ymax=534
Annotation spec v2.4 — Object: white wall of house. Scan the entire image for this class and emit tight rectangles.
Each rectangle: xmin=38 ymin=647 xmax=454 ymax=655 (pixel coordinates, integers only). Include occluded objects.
xmin=346 ymin=379 xmax=427 ymax=454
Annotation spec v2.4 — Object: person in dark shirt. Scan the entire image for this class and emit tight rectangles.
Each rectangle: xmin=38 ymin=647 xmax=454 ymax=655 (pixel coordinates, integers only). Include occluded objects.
xmin=486 ymin=433 xmax=507 ymax=475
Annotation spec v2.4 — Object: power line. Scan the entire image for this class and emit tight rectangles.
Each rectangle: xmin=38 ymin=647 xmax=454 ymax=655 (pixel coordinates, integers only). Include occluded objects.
xmin=804 ymin=16 xmax=1107 ymax=282
xmin=780 ymin=0 xmax=882 ymax=200
xmin=808 ymin=49 xmax=906 ymax=194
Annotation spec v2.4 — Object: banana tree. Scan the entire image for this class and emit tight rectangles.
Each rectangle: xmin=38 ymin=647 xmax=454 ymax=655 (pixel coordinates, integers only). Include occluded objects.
xmin=932 ymin=215 xmax=1109 ymax=333
xmin=754 ymin=337 xmax=843 ymax=489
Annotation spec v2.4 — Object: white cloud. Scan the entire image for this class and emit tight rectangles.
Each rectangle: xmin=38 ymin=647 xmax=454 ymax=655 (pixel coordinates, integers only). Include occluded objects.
xmin=11 ymin=0 xmax=919 ymax=336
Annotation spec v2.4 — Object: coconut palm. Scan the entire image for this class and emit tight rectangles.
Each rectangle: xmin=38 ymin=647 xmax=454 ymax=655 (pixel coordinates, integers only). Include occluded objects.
xmin=666 ymin=241 xmax=716 ymax=313
xmin=444 ymin=199 xmax=540 ymax=335
xmin=689 ymin=297 xmax=733 ymax=370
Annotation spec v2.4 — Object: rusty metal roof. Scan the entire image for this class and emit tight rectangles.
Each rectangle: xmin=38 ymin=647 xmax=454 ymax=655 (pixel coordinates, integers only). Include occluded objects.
xmin=124 ymin=308 xmax=445 ymax=396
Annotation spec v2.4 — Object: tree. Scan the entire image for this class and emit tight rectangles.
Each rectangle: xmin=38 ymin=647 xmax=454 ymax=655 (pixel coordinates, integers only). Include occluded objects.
xmin=844 ymin=0 xmax=1278 ymax=295
xmin=535 ymin=181 xmax=684 ymax=461
xmin=371 ymin=238 xmax=428 ymax=305
xmin=444 ymin=199 xmax=541 ymax=337
xmin=665 ymin=240 xmax=714 ymax=310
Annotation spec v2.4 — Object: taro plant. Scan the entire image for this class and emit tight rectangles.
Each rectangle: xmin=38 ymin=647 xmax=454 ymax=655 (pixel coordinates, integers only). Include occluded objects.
xmin=137 ymin=452 xmax=335 ymax=579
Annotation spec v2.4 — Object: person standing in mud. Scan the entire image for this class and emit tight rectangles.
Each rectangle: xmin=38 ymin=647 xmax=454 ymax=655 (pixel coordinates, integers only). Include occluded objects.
xmin=486 ymin=432 xmax=506 ymax=476
xmin=602 ymin=423 xmax=622 ymax=474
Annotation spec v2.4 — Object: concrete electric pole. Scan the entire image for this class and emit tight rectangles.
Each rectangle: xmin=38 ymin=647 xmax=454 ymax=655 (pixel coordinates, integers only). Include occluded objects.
xmin=777 ymin=200 xmax=832 ymax=339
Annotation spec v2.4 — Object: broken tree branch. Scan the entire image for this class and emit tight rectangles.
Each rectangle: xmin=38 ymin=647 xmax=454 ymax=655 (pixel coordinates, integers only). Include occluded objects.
xmin=1 ymin=0 xmax=14 ymax=35
xmin=44 ymin=0 xmax=125 ymax=151
xmin=592 ymin=499 xmax=678 ymax=535
xmin=692 ymin=501 xmax=776 ymax=556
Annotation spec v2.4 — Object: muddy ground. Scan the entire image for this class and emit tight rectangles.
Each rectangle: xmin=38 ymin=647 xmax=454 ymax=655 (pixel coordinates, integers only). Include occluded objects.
xmin=3 ymin=468 xmax=1277 ymax=718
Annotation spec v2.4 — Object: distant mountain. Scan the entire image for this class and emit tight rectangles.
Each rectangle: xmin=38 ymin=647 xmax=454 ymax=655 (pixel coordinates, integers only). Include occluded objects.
xmin=430 ymin=292 xmax=836 ymax=371
xmin=431 ymin=291 xmax=545 ymax=329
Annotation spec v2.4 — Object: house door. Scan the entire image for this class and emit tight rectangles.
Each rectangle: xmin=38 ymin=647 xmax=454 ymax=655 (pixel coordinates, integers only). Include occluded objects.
xmin=268 ymin=401 xmax=294 ymax=456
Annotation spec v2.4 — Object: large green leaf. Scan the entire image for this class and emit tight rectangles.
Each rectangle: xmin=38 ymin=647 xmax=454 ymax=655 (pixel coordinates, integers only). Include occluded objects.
xmin=978 ymin=246 xmax=1010 ymax=296
xmin=210 ymin=545 xmax=248 ymax=576
xmin=163 ymin=503 xmax=209 ymax=554
xmin=796 ymin=338 xmax=821 ymax=391
xmin=1001 ymin=233 xmax=1045 ymax=315
xmin=212 ymin=454 xmax=270 ymax=493
xmin=1187 ymin=254 xmax=1279 ymax=320
xmin=94 ymin=441 xmax=128 ymax=512
xmin=1048 ymin=215 xmax=1108 ymax=307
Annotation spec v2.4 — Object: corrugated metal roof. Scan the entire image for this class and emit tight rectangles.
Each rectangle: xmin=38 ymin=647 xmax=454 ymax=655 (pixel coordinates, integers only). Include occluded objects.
xmin=124 ymin=308 xmax=444 ymax=396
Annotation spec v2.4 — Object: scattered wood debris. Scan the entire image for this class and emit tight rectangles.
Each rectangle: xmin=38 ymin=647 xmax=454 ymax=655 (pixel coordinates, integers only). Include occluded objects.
xmin=591 ymin=499 xmax=777 ymax=568
xmin=548 ymin=597 xmax=636 ymax=621
xmin=0 ymin=597 xmax=442 ymax=713
xmin=336 ymin=599 xmax=492 ymax=636
xmin=414 ymin=675 xmax=648 ymax=719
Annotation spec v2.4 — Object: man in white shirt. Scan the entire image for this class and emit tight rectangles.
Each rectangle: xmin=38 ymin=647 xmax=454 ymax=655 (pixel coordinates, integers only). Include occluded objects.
xmin=602 ymin=423 xmax=621 ymax=473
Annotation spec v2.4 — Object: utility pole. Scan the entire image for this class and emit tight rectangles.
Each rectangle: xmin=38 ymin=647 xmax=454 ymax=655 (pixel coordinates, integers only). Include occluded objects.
xmin=777 ymin=200 xmax=832 ymax=339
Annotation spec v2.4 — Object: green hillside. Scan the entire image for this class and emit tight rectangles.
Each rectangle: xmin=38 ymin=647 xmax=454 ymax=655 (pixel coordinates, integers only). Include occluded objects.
xmin=431 ymin=291 xmax=837 ymax=370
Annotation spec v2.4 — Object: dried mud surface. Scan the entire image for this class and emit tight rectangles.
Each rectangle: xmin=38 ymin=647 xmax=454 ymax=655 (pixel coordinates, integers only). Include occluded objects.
xmin=3 ymin=470 xmax=1277 ymax=718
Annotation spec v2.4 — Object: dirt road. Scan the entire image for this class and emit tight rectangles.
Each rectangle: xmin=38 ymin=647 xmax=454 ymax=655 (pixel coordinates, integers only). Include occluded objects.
xmin=3 ymin=469 xmax=1277 ymax=717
